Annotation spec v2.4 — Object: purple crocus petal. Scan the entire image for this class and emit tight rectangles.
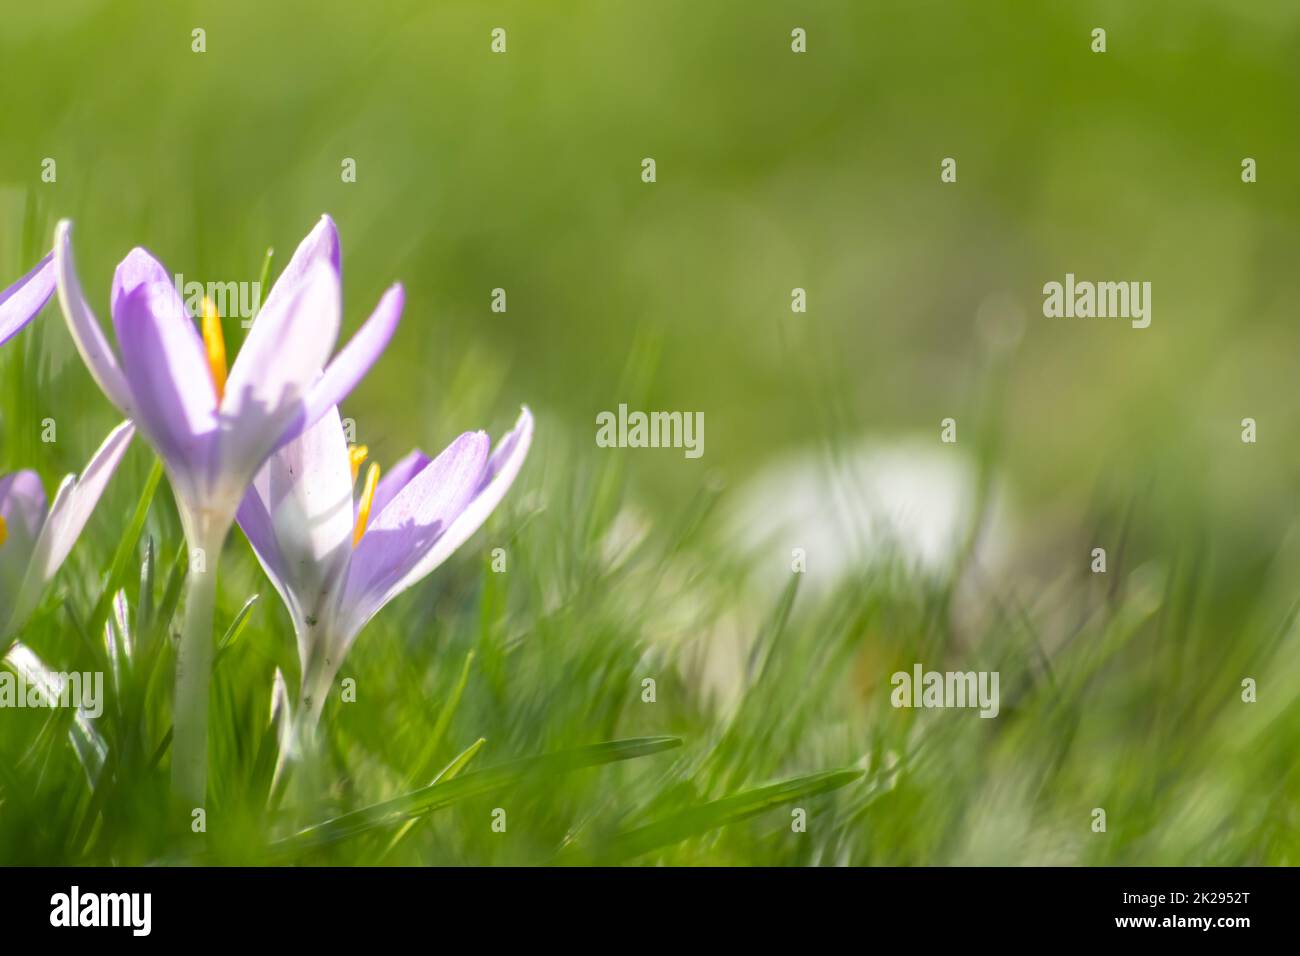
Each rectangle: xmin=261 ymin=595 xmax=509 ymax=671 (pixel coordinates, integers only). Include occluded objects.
xmin=23 ymin=421 xmax=135 ymax=582
xmin=237 ymin=407 xmax=354 ymax=663
xmin=236 ymin=473 xmax=286 ymax=599
xmin=111 ymin=250 xmax=218 ymax=491
xmin=219 ymin=259 xmax=341 ymax=501
xmin=361 ymin=407 xmax=533 ymax=626
xmin=278 ymin=284 xmax=405 ymax=452
xmin=237 ymin=214 xmax=340 ymax=415
xmin=5 ymin=420 xmax=134 ymax=635
xmin=53 ymin=221 xmax=134 ymax=415
xmin=0 ymin=470 xmax=47 ymax=541
xmin=340 ymin=430 xmax=492 ymax=639
xmin=1 ymin=471 xmax=48 ymax=615
xmin=368 ymin=448 xmax=430 ymax=524
xmin=0 ymin=253 xmax=55 ymax=347
xmin=254 ymin=215 xmax=340 ymax=335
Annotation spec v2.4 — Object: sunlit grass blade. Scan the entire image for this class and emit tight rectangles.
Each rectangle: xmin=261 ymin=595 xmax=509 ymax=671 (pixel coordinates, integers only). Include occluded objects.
xmin=216 ymin=594 xmax=260 ymax=657
xmin=567 ymin=768 xmax=864 ymax=864
xmin=277 ymin=735 xmax=683 ymax=854
xmin=255 ymin=247 xmax=274 ymax=317
xmin=137 ymin=535 xmax=155 ymax=641
xmin=405 ymin=649 xmax=474 ymax=786
xmin=382 ymin=736 xmax=487 ymax=859
xmin=144 ymin=543 xmax=188 ymax=656
xmin=429 ymin=736 xmax=487 ymax=785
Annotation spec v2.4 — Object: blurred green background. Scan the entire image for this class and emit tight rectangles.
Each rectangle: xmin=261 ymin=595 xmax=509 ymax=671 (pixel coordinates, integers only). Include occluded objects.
xmin=4 ymin=1 xmax=1300 ymax=512
xmin=1 ymin=1 xmax=1298 ymax=865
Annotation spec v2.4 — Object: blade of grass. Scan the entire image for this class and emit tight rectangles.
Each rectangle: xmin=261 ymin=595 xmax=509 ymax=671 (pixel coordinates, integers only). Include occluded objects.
xmin=137 ymin=535 xmax=155 ymax=642
xmin=215 ymin=594 xmax=260 ymax=658
xmin=382 ymin=737 xmax=488 ymax=859
xmin=277 ymin=735 xmax=682 ymax=854
xmin=566 ymin=767 xmax=863 ymax=864
xmin=429 ymin=736 xmax=488 ymax=786
xmin=405 ymin=649 xmax=474 ymax=786
xmin=87 ymin=457 xmax=164 ymax=639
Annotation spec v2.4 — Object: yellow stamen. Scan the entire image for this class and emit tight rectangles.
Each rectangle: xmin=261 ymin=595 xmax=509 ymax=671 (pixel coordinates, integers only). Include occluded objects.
xmin=0 ymin=514 xmax=7 ymax=549
xmin=348 ymin=445 xmax=370 ymax=484
xmin=201 ymin=296 xmax=228 ymax=402
xmin=353 ymin=462 xmax=381 ymax=547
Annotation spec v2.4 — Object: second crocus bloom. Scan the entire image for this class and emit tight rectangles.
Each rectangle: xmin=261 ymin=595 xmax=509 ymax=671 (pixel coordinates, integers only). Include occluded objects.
xmin=238 ymin=405 xmax=533 ymax=724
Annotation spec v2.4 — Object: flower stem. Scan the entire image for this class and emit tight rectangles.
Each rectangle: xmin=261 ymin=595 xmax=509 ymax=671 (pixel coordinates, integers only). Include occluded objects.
xmin=172 ymin=514 xmax=229 ymax=809
xmin=300 ymin=648 xmax=335 ymax=729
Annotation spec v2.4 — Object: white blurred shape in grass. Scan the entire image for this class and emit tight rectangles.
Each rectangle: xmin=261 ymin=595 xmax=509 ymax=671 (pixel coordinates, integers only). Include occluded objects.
xmin=729 ymin=437 xmax=1012 ymax=593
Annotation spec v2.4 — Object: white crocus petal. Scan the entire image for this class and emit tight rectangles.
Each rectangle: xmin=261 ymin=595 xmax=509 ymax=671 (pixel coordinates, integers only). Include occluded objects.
xmin=3 ymin=641 xmax=108 ymax=782
xmin=260 ymin=407 xmax=355 ymax=665
xmin=53 ymin=221 xmax=136 ymax=416
xmin=5 ymin=421 xmax=135 ymax=635
xmin=3 ymin=641 xmax=65 ymax=701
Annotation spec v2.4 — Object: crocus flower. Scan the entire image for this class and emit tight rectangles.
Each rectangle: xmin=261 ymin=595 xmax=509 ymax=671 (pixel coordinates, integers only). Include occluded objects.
xmin=53 ymin=214 xmax=403 ymax=803
xmin=0 ymin=253 xmax=55 ymax=348
xmin=54 ymin=215 xmax=403 ymax=529
xmin=0 ymin=420 xmax=135 ymax=643
xmin=238 ymin=405 xmax=533 ymax=724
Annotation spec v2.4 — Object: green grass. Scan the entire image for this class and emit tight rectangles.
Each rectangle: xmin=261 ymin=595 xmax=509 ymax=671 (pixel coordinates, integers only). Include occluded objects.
xmin=2 ymin=0 xmax=1299 ymax=866
xmin=2 ymin=363 xmax=1297 ymax=864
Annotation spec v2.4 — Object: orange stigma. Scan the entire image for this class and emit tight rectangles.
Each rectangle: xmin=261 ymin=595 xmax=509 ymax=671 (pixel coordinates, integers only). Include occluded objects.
xmin=353 ymin=462 xmax=381 ymax=547
xmin=201 ymin=296 xmax=228 ymax=402
xmin=0 ymin=514 xmax=8 ymax=549
xmin=348 ymin=445 xmax=370 ymax=484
